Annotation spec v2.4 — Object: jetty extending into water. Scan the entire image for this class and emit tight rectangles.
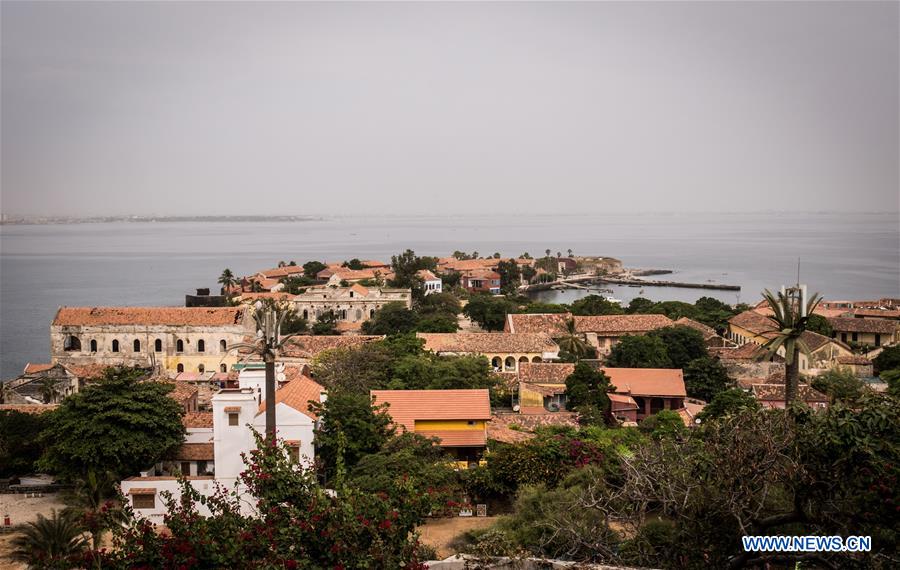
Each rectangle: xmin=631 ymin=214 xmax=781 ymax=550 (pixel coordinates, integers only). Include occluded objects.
xmin=521 ymin=272 xmax=741 ymax=293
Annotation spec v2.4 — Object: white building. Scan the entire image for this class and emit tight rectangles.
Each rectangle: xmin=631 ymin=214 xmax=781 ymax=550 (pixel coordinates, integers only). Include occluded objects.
xmin=120 ymin=373 xmax=325 ymax=520
xmin=417 ymin=270 xmax=443 ymax=296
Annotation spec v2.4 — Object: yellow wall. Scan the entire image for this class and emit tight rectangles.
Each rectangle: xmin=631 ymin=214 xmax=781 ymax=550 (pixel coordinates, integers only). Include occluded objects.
xmin=519 ymin=387 xmax=544 ymax=408
xmin=414 ymin=420 xmax=485 ymax=431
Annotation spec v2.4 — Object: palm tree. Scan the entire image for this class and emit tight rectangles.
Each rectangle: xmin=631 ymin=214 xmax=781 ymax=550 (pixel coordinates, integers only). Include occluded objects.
xmin=567 ymin=248 xmax=573 ymax=257
xmin=218 ymin=268 xmax=236 ymax=294
xmin=759 ymin=288 xmax=822 ymax=405
xmin=556 ymin=318 xmax=590 ymax=360
xmin=0 ymin=380 xmax=8 ymax=404
xmin=545 ymin=249 xmax=551 ymax=258
xmin=10 ymin=510 xmax=88 ymax=566
xmin=63 ymin=469 xmax=120 ymax=551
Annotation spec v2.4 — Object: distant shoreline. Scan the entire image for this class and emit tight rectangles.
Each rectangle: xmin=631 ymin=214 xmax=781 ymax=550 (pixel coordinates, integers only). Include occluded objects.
xmin=0 ymin=215 xmax=324 ymax=225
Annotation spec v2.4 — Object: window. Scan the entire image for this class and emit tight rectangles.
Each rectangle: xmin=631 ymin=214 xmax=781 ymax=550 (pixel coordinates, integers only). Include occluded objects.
xmin=197 ymin=461 xmax=210 ymax=475
xmin=180 ymin=462 xmax=191 ymax=476
xmin=228 ymin=412 xmax=239 ymax=426
xmin=90 ymin=339 xmax=97 ymax=352
xmin=219 ymin=339 xmax=227 ymax=352
xmin=875 ymin=334 xmax=881 ymax=347
xmin=288 ymin=444 xmax=300 ymax=463
xmin=349 ymin=291 xmax=354 ymax=298
xmin=63 ymin=335 xmax=81 ymax=352
xmin=355 ymin=309 xmax=362 ymax=320
xmin=132 ymin=493 xmax=155 ymax=509
xmin=852 ymin=332 xmax=858 ymax=342
xmin=198 ymin=340 xmax=205 ymax=353
xmin=112 ymin=339 xmax=120 ymax=353
xmin=341 ymin=309 xmax=347 ymax=320
xmin=198 ymin=364 xmax=205 ymax=373
xmin=176 ymin=339 xmax=184 ymax=353
xmin=370 ymin=309 xmax=376 ymax=318
xmin=303 ymin=310 xmax=308 ymax=320
xmin=133 ymin=339 xmax=141 ymax=352
xmin=176 ymin=363 xmax=184 ymax=373
xmin=154 ymin=339 xmax=162 ymax=352
xmin=220 ymin=363 xmax=227 ymax=373
xmin=467 ymin=420 xmax=476 ymax=426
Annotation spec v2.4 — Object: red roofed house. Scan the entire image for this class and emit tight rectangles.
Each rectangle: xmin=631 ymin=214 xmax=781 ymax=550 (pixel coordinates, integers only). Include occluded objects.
xmin=417 ymin=269 xmax=443 ymax=296
xmin=574 ymin=314 xmax=674 ymax=355
xmin=417 ymin=332 xmax=560 ymax=372
xmin=50 ymin=306 xmax=254 ymax=376
xmin=370 ymin=389 xmax=491 ymax=467
xmin=827 ymin=316 xmax=898 ymax=348
xmin=460 ymin=270 xmax=502 ymax=295
xmin=504 ymin=313 xmax=572 ymax=336
xmin=514 ymin=362 xmax=687 ymax=422
xmin=292 ymin=284 xmax=410 ymax=329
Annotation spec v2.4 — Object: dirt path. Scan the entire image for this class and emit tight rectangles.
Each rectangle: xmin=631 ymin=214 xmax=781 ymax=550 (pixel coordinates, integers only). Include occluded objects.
xmin=0 ymin=493 xmax=69 ymax=567
xmin=418 ymin=516 xmax=497 ymax=559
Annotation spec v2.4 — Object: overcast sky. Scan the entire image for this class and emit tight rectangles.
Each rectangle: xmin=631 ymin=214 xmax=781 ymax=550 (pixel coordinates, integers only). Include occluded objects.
xmin=2 ymin=1 xmax=897 ymax=217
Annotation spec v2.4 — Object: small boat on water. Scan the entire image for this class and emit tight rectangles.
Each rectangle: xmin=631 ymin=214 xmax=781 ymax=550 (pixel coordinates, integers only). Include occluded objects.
xmin=607 ymin=297 xmax=624 ymax=305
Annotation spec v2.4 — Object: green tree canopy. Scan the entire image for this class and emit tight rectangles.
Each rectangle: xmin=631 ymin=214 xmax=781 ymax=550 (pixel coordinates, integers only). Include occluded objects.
xmin=342 ymin=258 xmax=365 ymax=270
xmin=806 ymin=313 xmax=834 ymax=337
xmin=0 ymin=409 xmax=49 ymax=477
xmin=570 ymin=295 xmax=624 ymax=316
xmin=682 ymin=356 xmax=732 ymax=402
xmin=647 ymin=325 xmax=708 ymax=369
xmin=463 ymin=294 xmax=516 ymax=331
xmin=361 ymin=302 xmax=420 ymax=335
xmin=495 ymin=259 xmax=521 ymax=295
xmin=302 ymin=260 xmax=327 ymax=280
xmin=605 ymin=335 xmax=672 ymax=368
xmin=565 ymin=362 xmax=614 ymax=422
xmin=873 ymin=344 xmax=900 ymax=374
xmin=696 ymin=388 xmax=760 ymax=422
xmin=626 ymin=297 xmax=655 ymax=314
xmin=38 ymin=367 xmax=185 ymax=480
xmin=810 ymin=366 xmax=867 ymax=404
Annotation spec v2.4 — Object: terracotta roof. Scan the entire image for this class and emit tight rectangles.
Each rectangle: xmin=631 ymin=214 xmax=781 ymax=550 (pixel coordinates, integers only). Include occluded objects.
xmin=674 ymin=317 xmax=718 ymax=340
xmin=417 ymin=333 xmax=558 ymax=354
xmin=334 ymin=321 xmax=364 ymax=333
xmin=518 ymin=362 xmax=575 ymax=383
xmin=175 ymin=443 xmax=214 ymax=461
xmin=416 ymin=269 xmax=439 ymax=281
xmin=729 ymin=310 xmax=777 ymax=336
xmin=53 ymin=307 xmax=246 ymax=327
xmin=63 ymin=364 xmax=111 ymax=379
xmin=462 ymin=269 xmax=501 ymax=280
xmin=847 ymin=309 xmax=900 ymax=319
xmin=122 ymin=476 xmax=214 ymax=481
xmin=317 ymin=267 xmax=381 ymax=281
xmin=574 ymin=314 xmax=673 ymax=335
xmin=751 ymin=383 xmax=828 ymax=403
xmin=167 ymin=383 xmax=197 ymax=404
xmin=505 ymin=313 xmax=572 ymax=335
xmin=259 ymin=266 xmax=304 ymax=279
xmin=800 ymin=330 xmax=844 ymax=353
xmin=127 ymin=488 xmax=157 ymax=495
xmin=828 ymin=317 xmax=897 ymax=334
xmin=182 ymin=412 xmax=213 ymax=429
xmin=837 ymin=355 xmax=872 ymax=365
xmin=370 ymin=389 xmax=491 ymax=432
xmin=609 ymin=393 xmax=639 ymax=411
xmin=237 ymin=292 xmax=293 ymax=302
xmin=361 ymin=260 xmax=390 ymax=268
xmin=604 ymin=368 xmax=687 ymax=398
xmin=23 ymin=363 xmax=56 ymax=374
xmin=280 ymin=335 xmax=382 ymax=358
xmin=257 ymin=375 xmax=324 ymax=419
xmin=0 ymin=404 xmax=59 ymax=414
xmin=439 ymin=259 xmax=498 ymax=272
xmin=415 ymin=430 xmax=486 ymax=447
xmin=174 ymin=372 xmax=211 ymax=382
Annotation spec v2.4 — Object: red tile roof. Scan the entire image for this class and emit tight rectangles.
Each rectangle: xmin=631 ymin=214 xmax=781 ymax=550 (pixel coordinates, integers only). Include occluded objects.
xmin=487 ymin=412 xmax=579 ymax=443
xmin=729 ymin=310 xmax=777 ymax=336
xmin=505 ymin=313 xmax=572 ymax=335
xmin=848 ymin=309 xmax=900 ymax=319
xmin=257 ymin=375 xmax=324 ymax=419
xmin=828 ymin=317 xmax=897 ymax=334
xmin=174 ymin=443 xmax=214 ymax=461
xmin=837 ymin=355 xmax=872 ymax=365
xmin=416 ymin=430 xmax=486 ymax=447
xmin=0 ymin=404 xmax=59 ymax=414
xmin=416 ymin=269 xmax=439 ymax=281
xmin=417 ymin=333 xmax=558 ymax=354
xmin=23 ymin=363 xmax=55 ymax=375
xmin=167 ymin=383 xmax=197 ymax=404
xmin=574 ymin=314 xmax=673 ymax=335
xmin=674 ymin=317 xmax=718 ymax=340
xmin=518 ymin=362 xmax=575 ymax=383
xmin=603 ymin=368 xmax=687 ymax=398
xmin=609 ymin=393 xmax=639 ymax=411
xmin=63 ymin=363 xmax=110 ymax=379
xmin=711 ymin=342 xmax=783 ymax=362
xmin=370 ymin=389 xmax=491 ymax=432
xmin=53 ymin=307 xmax=246 ymax=327
xmin=751 ymin=383 xmax=828 ymax=403
xmin=182 ymin=412 xmax=213 ymax=429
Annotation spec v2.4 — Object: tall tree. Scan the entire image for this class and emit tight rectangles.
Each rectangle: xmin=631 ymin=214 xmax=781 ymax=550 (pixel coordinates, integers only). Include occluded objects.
xmin=570 ymin=295 xmax=624 ymax=316
xmin=647 ymin=325 xmax=708 ymax=369
xmin=10 ymin=510 xmax=88 ymax=566
xmin=556 ymin=319 xmax=590 ymax=360
xmin=303 ymin=260 xmax=327 ymax=280
xmin=565 ymin=362 xmax=615 ymax=424
xmin=38 ymin=367 xmax=185 ymax=480
xmin=758 ymin=288 xmax=822 ymax=405
xmin=463 ymin=294 xmax=516 ymax=331
xmin=217 ymin=268 xmax=236 ymax=293
xmin=606 ymin=335 xmax=672 ymax=368
xmin=495 ymin=259 xmax=521 ymax=295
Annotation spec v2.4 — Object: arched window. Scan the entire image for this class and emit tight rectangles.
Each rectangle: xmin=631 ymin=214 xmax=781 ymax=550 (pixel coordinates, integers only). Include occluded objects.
xmin=90 ymin=339 xmax=97 ymax=352
xmin=176 ymin=339 xmax=184 ymax=353
xmin=177 ymin=363 xmax=184 ymax=373
xmin=302 ymin=309 xmax=308 ymax=320
xmin=504 ymin=356 xmax=516 ymax=371
xmin=219 ymin=339 xmax=227 ymax=352
xmin=519 ymin=356 xmax=528 ymax=363
xmin=491 ymin=357 xmax=502 ymax=370
xmin=532 ymin=356 xmax=541 ymax=363
xmin=220 ymin=363 xmax=227 ymax=373
xmin=370 ymin=309 xmax=376 ymax=318
xmin=355 ymin=309 xmax=362 ymax=320
xmin=112 ymin=339 xmax=120 ymax=353
xmin=133 ymin=339 xmax=141 ymax=352
xmin=198 ymin=364 xmax=205 ymax=373
xmin=198 ymin=339 xmax=205 ymax=353
xmin=63 ymin=335 xmax=81 ymax=352
xmin=341 ymin=309 xmax=347 ymax=320
xmin=155 ymin=339 xmax=162 ymax=352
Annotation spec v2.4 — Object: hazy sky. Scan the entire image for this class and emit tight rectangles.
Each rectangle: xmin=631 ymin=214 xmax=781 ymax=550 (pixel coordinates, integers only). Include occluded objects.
xmin=2 ymin=1 xmax=898 ymax=216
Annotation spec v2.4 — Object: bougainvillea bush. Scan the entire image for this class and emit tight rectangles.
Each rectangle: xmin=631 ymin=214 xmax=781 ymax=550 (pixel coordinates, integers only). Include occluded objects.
xmin=84 ymin=434 xmax=431 ymax=569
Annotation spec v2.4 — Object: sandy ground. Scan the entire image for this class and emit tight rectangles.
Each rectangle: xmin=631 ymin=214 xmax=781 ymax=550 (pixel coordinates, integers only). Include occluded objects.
xmin=0 ymin=493 xmax=69 ymax=568
xmin=419 ymin=516 xmax=497 ymax=559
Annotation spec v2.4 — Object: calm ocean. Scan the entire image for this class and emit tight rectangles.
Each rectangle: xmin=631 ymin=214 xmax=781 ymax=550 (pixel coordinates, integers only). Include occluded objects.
xmin=1 ymin=212 xmax=898 ymax=380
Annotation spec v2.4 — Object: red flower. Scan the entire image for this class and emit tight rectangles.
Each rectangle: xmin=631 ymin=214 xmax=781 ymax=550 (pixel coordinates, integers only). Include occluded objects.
xmin=379 ymin=519 xmax=392 ymax=530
